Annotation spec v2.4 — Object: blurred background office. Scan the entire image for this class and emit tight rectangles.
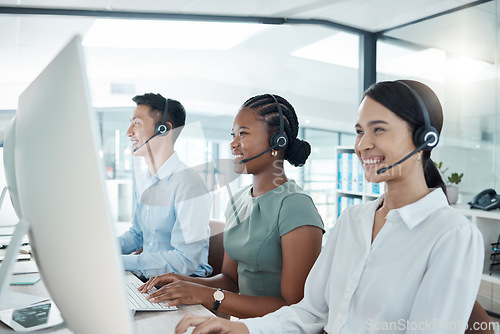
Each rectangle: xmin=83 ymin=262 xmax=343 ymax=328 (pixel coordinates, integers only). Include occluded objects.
xmin=0 ymin=0 xmax=498 ymax=234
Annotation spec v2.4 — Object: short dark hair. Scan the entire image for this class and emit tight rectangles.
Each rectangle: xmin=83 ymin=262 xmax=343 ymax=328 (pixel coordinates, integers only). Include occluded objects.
xmin=132 ymin=93 xmax=186 ymax=141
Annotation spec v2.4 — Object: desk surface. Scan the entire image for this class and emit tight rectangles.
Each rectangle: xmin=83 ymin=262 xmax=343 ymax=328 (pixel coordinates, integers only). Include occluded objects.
xmin=4 ymin=272 xmax=213 ymax=333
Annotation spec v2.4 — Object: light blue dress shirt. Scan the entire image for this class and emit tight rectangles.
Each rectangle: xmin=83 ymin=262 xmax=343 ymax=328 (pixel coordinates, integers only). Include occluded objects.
xmin=120 ymin=152 xmax=212 ymax=278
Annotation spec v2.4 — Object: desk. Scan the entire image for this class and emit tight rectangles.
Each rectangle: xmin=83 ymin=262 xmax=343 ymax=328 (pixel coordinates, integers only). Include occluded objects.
xmin=2 ymin=272 xmax=213 ymax=333
xmin=453 ymin=204 xmax=500 ymax=316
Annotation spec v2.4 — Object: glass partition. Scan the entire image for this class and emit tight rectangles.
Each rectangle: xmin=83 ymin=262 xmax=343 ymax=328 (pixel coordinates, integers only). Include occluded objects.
xmin=377 ymin=0 xmax=498 ymax=204
xmin=0 ymin=15 xmax=362 ymax=223
xmin=89 ymin=21 xmax=362 ymax=222
xmin=1 ymin=5 xmax=498 ymax=225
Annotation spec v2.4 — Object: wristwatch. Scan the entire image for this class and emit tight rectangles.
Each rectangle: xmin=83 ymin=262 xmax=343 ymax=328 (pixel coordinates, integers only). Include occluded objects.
xmin=213 ymin=288 xmax=225 ymax=311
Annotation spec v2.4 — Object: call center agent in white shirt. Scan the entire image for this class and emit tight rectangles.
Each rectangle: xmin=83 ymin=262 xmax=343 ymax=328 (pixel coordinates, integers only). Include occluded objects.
xmin=174 ymin=80 xmax=484 ymax=334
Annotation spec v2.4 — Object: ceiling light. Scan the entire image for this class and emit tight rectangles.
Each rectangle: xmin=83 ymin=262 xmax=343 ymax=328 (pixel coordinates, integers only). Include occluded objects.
xmin=378 ymin=46 xmax=446 ymax=82
xmin=83 ymin=19 xmax=269 ymax=50
xmin=291 ymin=32 xmax=359 ymax=68
xmin=378 ymin=41 xmax=495 ymax=83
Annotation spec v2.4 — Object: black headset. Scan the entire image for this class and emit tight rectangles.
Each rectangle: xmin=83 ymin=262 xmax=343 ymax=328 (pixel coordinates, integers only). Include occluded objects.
xmin=238 ymin=94 xmax=289 ymax=164
xmin=398 ymin=81 xmax=439 ymax=151
xmin=155 ymin=98 xmax=171 ymax=136
xmin=269 ymin=94 xmax=288 ymax=151
xmin=376 ymin=82 xmax=440 ymax=174
xmin=133 ymin=98 xmax=171 ymax=153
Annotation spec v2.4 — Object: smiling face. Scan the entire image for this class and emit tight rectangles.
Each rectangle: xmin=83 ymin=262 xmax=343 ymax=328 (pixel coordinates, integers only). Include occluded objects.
xmin=230 ymin=107 xmax=273 ymax=174
xmin=126 ymin=104 xmax=158 ymax=157
xmin=355 ymin=96 xmax=420 ymax=183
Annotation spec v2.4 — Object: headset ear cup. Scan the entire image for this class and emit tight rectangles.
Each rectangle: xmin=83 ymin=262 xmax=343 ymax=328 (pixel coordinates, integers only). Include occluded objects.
xmin=270 ymin=132 xmax=288 ymax=151
xmin=155 ymin=122 xmax=171 ymax=137
xmin=414 ymin=126 xmax=439 ymax=151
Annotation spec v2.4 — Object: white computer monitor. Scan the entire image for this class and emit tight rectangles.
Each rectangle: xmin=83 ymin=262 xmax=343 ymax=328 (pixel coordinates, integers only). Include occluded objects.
xmin=7 ymin=35 xmax=134 ymax=333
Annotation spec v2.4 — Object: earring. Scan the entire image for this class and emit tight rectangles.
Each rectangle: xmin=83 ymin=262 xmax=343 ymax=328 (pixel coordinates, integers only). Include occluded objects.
xmin=417 ymin=152 xmax=422 ymax=161
xmin=271 ymin=149 xmax=277 ymax=157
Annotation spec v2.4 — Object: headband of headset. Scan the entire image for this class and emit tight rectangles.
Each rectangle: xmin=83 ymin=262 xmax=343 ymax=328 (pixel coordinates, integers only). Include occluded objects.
xmin=155 ymin=98 xmax=170 ymax=136
xmin=397 ymin=81 xmax=439 ymax=151
xmin=269 ymin=94 xmax=288 ymax=151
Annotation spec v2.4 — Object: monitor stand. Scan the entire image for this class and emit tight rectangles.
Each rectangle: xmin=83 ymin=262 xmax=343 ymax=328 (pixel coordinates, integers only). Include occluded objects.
xmin=0 ymin=219 xmax=48 ymax=310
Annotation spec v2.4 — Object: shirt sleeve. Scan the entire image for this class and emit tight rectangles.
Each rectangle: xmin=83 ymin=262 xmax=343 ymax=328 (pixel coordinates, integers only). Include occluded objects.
xmin=406 ymin=221 xmax=484 ymax=333
xmin=277 ymin=193 xmax=325 ymax=237
xmin=122 ymin=181 xmax=213 ymax=277
xmin=119 ymin=189 xmax=143 ymax=255
xmin=241 ymin=210 xmax=345 ymax=333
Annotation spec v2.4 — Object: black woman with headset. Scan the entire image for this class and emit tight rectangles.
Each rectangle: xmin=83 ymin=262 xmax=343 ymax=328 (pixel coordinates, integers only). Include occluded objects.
xmin=139 ymin=94 xmax=325 ymax=319
xmin=174 ymin=81 xmax=484 ymax=334
xmin=120 ymin=93 xmax=212 ymax=281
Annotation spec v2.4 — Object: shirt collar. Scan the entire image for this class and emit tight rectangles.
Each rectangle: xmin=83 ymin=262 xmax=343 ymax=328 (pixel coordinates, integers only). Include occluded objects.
xmin=141 ymin=151 xmax=180 ymax=183
xmin=359 ymin=188 xmax=449 ymax=230
xmin=392 ymin=188 xmax=449 ymax=229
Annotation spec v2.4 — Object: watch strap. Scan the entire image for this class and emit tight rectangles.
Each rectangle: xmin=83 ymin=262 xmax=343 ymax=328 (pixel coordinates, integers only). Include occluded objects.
xmin=213 ymin=288 xmax=223 ymax=311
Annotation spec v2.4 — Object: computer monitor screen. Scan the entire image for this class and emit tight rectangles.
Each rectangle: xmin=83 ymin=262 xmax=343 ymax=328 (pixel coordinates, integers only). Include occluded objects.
xmin=12 ymin=36 xmax=134 ymax=333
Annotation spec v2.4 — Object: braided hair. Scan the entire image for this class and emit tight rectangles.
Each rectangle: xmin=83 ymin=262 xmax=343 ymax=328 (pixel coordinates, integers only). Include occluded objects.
xmin=241 ymin=94 xmax=311 ymax=167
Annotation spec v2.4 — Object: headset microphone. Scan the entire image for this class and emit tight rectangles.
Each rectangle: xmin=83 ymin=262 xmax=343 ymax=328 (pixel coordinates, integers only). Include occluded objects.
xmin=133 ymin=132 xmax=159 ymax=153
xmin=239 ymin=94 xmax=288 ymax=164
xmin=376 ymin=81 xmax=439 ymax=174
xmin=239 ymin=147 xmax=273 ymax=164
xmin=133 ymin=98 xmax=171 ymax=153
xmin=376 ymin=137 xmax=432 ymax=174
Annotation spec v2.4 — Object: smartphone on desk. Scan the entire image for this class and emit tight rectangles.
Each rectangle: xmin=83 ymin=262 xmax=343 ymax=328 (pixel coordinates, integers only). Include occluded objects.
xmin=0 ymin=301 xmax=64 ymax=332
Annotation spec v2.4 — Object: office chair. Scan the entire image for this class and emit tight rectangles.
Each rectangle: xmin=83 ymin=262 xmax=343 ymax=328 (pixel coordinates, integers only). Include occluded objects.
xmin=208 ymin=220 xmax=225 ymax=277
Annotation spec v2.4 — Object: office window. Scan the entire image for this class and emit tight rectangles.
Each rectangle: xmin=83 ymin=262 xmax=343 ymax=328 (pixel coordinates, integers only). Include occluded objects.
xmin=0 ymin=14 xmax=362 ymax=224
xmin=87 ymin=21 xmax=361 ymax=222
xmin=377 ymin=0 xmax=497 ymax=203
xmin=302 ymin=128 xmax=339 ymax=230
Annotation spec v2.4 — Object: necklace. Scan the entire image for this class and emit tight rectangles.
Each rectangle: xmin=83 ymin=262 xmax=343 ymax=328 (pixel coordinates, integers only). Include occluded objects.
xmin=379 ymin=203 xmax=390 ymax=220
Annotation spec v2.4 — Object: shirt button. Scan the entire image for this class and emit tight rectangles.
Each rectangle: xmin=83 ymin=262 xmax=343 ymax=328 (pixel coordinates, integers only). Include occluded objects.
xmin=388 ymin=222 xmax=393 ymax=227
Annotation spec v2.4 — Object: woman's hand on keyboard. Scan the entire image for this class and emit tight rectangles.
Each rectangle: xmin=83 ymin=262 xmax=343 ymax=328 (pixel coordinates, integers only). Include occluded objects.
xmin=175 ymin=314 xmax=249 ymax=334
xmin=146 ymin=280 xmax=215 ymax=309
xmin=138 ymin=273 xmax=190 ymax=293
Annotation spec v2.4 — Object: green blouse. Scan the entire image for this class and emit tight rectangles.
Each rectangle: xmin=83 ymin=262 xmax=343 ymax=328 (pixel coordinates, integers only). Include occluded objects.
xmin=224 ymin=180 xmax=324 ymax=297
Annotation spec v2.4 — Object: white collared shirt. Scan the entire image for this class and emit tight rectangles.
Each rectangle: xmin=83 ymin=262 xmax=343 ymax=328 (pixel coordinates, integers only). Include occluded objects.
xmin=243 ymin=188 xmax=484 ymax=333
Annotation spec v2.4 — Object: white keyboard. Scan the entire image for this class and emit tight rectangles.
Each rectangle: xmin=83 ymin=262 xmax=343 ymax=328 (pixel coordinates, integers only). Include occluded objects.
xmin=126 ymin=281 xmax=178 ymax=311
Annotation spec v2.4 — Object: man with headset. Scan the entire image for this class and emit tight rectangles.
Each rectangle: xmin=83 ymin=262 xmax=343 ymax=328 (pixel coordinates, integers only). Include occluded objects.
xmin=120 ymin=93 xmax=212 ymax=280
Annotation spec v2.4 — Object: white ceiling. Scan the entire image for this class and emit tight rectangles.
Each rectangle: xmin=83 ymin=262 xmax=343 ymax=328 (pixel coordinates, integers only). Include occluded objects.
xmin=0 ymin=0 xmax=496 ymax=132
xmin=0 ymin=0 xmax=486 ymax=31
